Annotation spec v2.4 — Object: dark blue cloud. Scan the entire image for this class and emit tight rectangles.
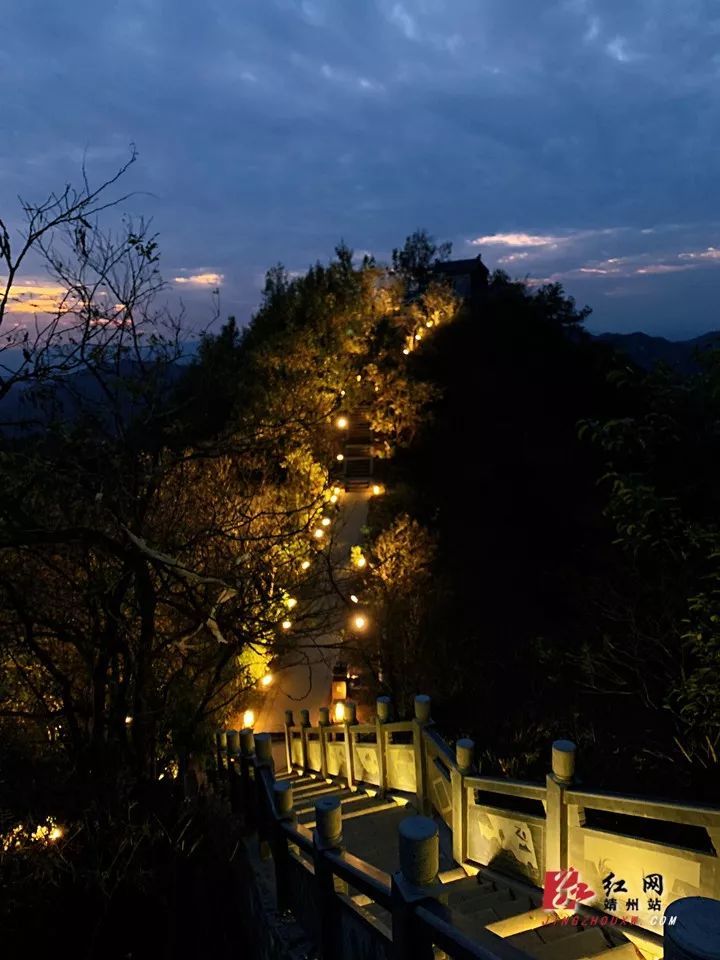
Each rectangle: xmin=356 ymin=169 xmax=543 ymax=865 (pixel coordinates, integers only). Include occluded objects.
xmin=1 ymin=0 xmax=718 ymax=337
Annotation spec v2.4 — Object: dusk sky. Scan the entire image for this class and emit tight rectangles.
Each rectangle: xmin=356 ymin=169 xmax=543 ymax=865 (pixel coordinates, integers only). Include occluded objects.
xmin=2 ymin=0 xmax=719 ymax=338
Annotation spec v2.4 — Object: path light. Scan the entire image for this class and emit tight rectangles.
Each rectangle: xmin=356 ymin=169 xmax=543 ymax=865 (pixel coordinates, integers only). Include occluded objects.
xmin=353 ymin=614 xmax=368 ymax=631
xmin=287 ymin=597 xmax=297 ymax=609
xmin=371 ymin=484 xmax=383 ymax=496
xmin=350 ymin=594 xmax=359 ymax=603
xmin=301 ymin=560 xmax=311 ymax=570
xmin=356 ymin=374 xmax=362 ymax=382
xmin=125 ymin=716 xmax=133 ymax=725
xmin=330 ymin=494 xmax=338 ymax=504
xmin=281 ymin=619 xmax=292 ymax=630
xmin=426 ymin=320 xmax=434 ymax=328
xmin=336 ymin=454 xmax=344 ymax=462
xmin=314 ymin=528 xmax=325 ymax=539
xmin=402 ymin=348 xmax=410 ymax=355
xmin=260 ymin=673 xmax=273 ymax=688
xmin=336 ymin=416 xmax=348 ymax=429
xmin=415 ymin=332 xmax=422 ymax=341
xmin=243 ymin=709 xmax=255 ymax=728
xmin=333 ymin=486 xmax=343 ymax=497
xmin=321 ymin=517 xmax=331 ymax=527
xmin=355 ymin=555 xmax=367 ymax=569
xmin=334 ymin=701 xmax=345 ymax=723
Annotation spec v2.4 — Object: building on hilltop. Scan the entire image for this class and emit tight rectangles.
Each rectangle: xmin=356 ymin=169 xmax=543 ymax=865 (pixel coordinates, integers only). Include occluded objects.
xmin=433 ymin=253 xmax=489 ymax=303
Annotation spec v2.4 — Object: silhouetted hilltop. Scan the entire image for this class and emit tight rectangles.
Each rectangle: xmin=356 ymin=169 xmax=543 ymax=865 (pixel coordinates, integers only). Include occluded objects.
xmin=594 ymin=330 xmax=720 ymax=375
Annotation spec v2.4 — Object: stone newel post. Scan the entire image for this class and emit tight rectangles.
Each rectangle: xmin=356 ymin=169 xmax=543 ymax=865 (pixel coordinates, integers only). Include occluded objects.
xmin=545 ymin=739 xmax=576 ymax=874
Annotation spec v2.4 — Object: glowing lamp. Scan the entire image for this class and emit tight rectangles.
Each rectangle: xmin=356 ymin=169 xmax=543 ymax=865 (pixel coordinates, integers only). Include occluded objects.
xmin=334 ymin=701 xmax=346 ymax=722
xmin=287 ymin=597 xmax=297 ymax=609
xmin=356 ymin=374 xmax=362 ymax=382
xmin=333 ymin=486 xmax=342 ymax=496
xmin=125 ymin=716 xmax=133 ymax=725
xmin=301 ymin=560 xmax=311 ymax=570
xmin=281 ymin=619 xmax=292 ymax=630
xmin=260 ymin=673 xmax=273 ymax=688
xmin=314 ymin=528 xmax=325 ymax=539
xmin=353 ymin=614 xmax=367 ymax=631
xmin=330 ymin=494 xmax=338 ymax=504
xmin=243 ymin=709 xmax=255 ymax=728
xmin=402 ymin=348 xmax=410 ymax=355
xmin=49 ymin=826 xmax=63 ymax=841
xmin=350 ymin=594 xmax=359 ymax=603
xmin=356 ymin=556 xmax=367 ymax=569
xmin=332 ymin=680 xmax=347 ymax=701
xmin=371 ymin=484 xmax=382 ymax=496
xmin=415 ymin=332 xmax=422 ymax=341
xmin=336 ymin=454 xmax=344 ymax=462
xmin=321 ymin=517 xmax=331 ymax=526
xmin=336 ymin=416 xmax=348 ymax=429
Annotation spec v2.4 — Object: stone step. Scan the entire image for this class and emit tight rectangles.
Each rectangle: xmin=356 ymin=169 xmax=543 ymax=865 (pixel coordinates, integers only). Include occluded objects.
xmin=295 ymin=792 xmax=370 ymax=820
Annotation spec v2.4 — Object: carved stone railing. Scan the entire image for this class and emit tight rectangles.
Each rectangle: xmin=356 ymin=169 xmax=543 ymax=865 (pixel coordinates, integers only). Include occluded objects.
xmin=217 ymin=696 xmax=720 ymax=960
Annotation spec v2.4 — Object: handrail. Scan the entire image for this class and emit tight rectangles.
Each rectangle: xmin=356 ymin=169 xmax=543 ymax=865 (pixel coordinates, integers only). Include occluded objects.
xmin=465 ymin=776 xmax=547 ymax=802
xmin=565 ymin=788 xmax=720 ymax=825
xmin=415 ymin=905 xmax=533 ymax=960
xmin=324 ymin=848 xmax=393 ymax=910
xmin=281 ymin=818 xmax=314 ymax=855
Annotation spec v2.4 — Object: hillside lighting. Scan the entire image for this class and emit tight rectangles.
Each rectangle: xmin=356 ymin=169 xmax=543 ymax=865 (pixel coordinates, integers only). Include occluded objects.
xmin=243 ymin=709 xmax=255 ymax=728
xmin=321 ymin=517 xmax=331 ymax=526
xmin=330 ymin=494 xmax=338 ymax=504
xmin=353 ymin=614 xmax=368 ymax=631
xmin=49 ymin=826 xmax=63 ymax=841
xmin=336 ymin=454 xmax=344 ymax=462
xmin=336 ymin=416 xmax=348 ymax=429
xmin=334 ymin=701 xmax=345 ymax=722
xmin=287 ymin=597 xmax=297 ymax=609
xmin=314 ymin=528 xmax=325 ymax=539
xmin=281 ymin=619 xmax=292 ymax=630
xmin=260 ymin=673 xmax=273 ymax=687
xmin=355 ymin=555 xmax=367 ymax=569
xmin=301 ymin=560 xmax=311 ymax=570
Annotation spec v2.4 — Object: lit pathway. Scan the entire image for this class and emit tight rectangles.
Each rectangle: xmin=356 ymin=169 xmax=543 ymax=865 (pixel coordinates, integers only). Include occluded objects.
xmin=253 ymin=489 xmax=370 ymax=742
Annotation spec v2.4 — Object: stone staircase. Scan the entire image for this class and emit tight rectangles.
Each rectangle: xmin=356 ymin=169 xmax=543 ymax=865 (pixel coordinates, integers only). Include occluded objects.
xmin=275 ymin=770 xmax=643 ymax=960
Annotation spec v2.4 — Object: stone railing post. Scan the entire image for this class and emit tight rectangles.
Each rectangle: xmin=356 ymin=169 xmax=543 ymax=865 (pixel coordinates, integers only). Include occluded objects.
xmin=284 ymin=709 xmax=294 ymax=774
xmin=215 ymin=730 xmax=227 ymax=775
xmin=318 ymin=706 xmax=330 ymax=780
xmin=391 ymin=816 xmax=444 ymax=960
xmin=239 ymin=727 xmax=256 ymax=827
xmin=343 ymin=701 xmax=357 ymax=790
xmin=451 ymin=738 xmax=474 ymax=867
xmin=376 ymin=696 xmax=391 ymax=796
xmin=313 ymin=796 xmax=345 ymax=960
xmin=254 ymin=732 xmax=275 ymax=860
xmin=226 ymin=729 xmax=241 ymax=808
xmin=300 ymin=708 xmax=311 ymax=774
xmin=272 ymin=780 xmax=294 ymax=914
xmin=664 ymin=898 xmax=720 ymax=959
xmin=413 ymin=695 xmax=431 ymax=815
xmin=545 ymin=739 xmax=575 ymax=874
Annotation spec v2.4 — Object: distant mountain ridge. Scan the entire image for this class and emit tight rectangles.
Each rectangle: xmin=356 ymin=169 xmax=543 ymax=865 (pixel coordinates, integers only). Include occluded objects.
xmin=594 ymin=330 xmax=720 ymax=375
